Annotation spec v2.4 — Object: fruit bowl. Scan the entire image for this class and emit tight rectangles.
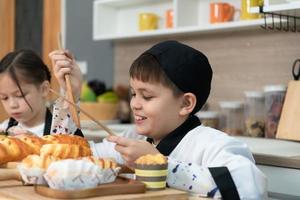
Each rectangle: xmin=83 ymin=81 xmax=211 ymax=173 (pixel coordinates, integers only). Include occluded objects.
xmin=80 ymin=102 xmax=119 ymax=121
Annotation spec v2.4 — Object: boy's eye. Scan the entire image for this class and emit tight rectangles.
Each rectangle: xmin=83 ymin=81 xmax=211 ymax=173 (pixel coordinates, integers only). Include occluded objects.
xmin=143 ymin=96 xmax=152 ymax=100
xmin=130 ymin=92 xmax=136 ymax=98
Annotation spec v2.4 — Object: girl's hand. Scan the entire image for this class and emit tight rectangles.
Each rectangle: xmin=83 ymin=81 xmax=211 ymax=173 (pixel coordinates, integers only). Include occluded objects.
xmin=107 ymin=135 xmax=160 ymax=168
xmin=49 ymin=50 xmax=82 ymax=100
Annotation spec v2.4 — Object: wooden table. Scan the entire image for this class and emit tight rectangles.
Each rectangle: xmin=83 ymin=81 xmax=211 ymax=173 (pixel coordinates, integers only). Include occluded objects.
xmin=0 ymin=180 xmax=211 ymax=200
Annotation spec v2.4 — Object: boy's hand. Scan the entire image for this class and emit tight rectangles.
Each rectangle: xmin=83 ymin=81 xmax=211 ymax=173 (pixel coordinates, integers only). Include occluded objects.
xmin=107 ymin=135 xmax=160 ymax=168
xmin=49 ymin=50 xmax=82 ymax=100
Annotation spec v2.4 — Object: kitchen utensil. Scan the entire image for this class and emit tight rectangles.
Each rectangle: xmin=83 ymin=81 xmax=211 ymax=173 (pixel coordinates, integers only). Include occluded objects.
xmin=50 ymin=89 xmax=116 ymax=136
xmin=57 ymin=33 xmax=81 ymax=129
xmin=292 ymin=58 xmax=300 ymax=80
xmin=35 ymin=177 xmax=146 ymax=199
xmin=277 ymin=59 xmax=300 ymax=141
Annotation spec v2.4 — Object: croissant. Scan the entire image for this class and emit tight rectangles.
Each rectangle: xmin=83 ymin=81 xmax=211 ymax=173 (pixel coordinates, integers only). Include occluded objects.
xmin=0 ymin=137 xmax=33 ymax=163
xmin=40 ymin=144 xmax=92 ymax=159
xmin=82 ymin=156 xmax=118 ymax=169
xmin=18 ymin=135 xmax=45 ymax=155
xmin=42 ymin=134 xmax=89 ymax=148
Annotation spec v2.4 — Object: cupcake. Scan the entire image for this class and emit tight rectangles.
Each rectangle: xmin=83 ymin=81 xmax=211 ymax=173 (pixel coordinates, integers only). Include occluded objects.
xmin=134 ymin=154 xmax=168 ymax=190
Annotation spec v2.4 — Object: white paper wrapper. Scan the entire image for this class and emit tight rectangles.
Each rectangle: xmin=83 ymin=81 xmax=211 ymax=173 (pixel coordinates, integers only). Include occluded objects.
xmin=17 ymin=164 xmax=47 ymax=185
xmin=44 ymin=159 xmax=120 ymax=190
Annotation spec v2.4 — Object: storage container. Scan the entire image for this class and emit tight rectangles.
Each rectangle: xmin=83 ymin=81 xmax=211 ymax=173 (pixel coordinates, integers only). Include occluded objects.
xmin=244 ymin=91 xmax=265 ymax=137
xmin=264 ymin=85 xmax=287 ymax=138
xmin=219 ymin=101 xmax=244 ymax=136
xmin=196 ymin=111 xmax=219 ymax=129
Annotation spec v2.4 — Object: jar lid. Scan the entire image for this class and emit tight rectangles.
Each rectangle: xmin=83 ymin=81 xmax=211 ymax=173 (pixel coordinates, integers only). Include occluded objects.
xmin=219 ymin=101 xmax=243 ymax=109
xmin=263 ymin=84 xmax=287 ymax=92
xmin=244 ymin=91 xmax=264 ymax=98
xmin=196 ymin=111 xmax=218 ymax=119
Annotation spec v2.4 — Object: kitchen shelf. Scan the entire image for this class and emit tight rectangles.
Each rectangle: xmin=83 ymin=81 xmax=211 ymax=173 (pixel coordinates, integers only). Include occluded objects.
xmin=250 ymin=0 xmax=300 ymax=16
xmin=94 ymin=19 xmax=272 ymax=40
xmin=93 ymin=0 xmax=270 ymax=41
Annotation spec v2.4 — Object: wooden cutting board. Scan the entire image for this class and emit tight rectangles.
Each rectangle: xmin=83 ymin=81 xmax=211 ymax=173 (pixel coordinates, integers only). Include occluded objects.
xmin=35 ymin=177 xmax=146 ymax=199
xmin=277 ymin=81 xmax=300 ymax=141
xmin=0 ymin=180 xmax=188 ymax=200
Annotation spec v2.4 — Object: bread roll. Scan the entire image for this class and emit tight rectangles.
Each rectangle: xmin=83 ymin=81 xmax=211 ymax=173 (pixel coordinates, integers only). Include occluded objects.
xmin=40 ymin=144 xmax=91 ymax=159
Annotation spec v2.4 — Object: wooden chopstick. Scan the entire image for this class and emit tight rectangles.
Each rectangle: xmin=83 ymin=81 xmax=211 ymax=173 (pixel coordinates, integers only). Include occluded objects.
xmin=57 ymin=32 xmax=81 ymax=129
xmin=50 ymin=88 xmax=116 ymax=136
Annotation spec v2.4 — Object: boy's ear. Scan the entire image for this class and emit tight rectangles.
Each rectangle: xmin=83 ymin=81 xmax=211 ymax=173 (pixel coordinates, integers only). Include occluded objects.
xmin=179 ymin=93 xmax=197 ymax=116
xmin=40 ymin=81 xmax=50 ymax=97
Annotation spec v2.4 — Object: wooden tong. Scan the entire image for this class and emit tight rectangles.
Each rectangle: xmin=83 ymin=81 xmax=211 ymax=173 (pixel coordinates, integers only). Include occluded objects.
xmin=50 ymin=89 xmax=116 ymax=136
xmin=57 ymin=33 xmax=81 ymax=129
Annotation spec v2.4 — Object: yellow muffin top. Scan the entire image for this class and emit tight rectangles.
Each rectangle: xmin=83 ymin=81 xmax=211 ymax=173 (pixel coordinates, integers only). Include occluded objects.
xmin=135 ymin=154 xmax=167 ymax=165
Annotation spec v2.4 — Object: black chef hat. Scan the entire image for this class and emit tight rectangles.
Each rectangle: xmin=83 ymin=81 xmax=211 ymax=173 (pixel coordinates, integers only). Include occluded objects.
xmin=143 ymin=40 xmax=212 ymax=114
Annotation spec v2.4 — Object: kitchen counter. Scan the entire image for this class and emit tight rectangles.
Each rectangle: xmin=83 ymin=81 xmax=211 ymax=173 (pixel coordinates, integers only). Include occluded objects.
xmin=236 ymin=136 xmax=300 ymax=199
xmin=235 ymin=136 xmax=300 ymax=169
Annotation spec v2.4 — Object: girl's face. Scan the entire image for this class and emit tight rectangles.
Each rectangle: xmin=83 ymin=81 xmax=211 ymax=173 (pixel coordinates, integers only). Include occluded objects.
xmin=0 ymin=73 xmax=49 ymax=127
xmin=130 ymin=78 xmax=186 ymax=142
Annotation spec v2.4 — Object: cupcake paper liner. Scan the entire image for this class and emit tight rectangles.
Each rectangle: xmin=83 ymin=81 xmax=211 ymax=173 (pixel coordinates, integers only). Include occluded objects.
xmin=135 ymin=163 xmax=168 ymax=190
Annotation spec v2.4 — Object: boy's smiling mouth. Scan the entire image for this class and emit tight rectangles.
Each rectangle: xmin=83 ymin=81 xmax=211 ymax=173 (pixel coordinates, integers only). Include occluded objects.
xmin=134 ymin=115 xmax=147 ymax=122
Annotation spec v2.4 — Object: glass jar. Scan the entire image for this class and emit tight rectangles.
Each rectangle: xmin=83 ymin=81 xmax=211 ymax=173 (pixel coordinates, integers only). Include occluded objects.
xmin=244 ymin=91 xmax=265 ymax=137
xmin=219 ymin=101 xmax=244 ymax=136
xmin=264 ymin=85 xmax=287 ymax=138
xmin=196 ymin=111 xmax=219 ymax=129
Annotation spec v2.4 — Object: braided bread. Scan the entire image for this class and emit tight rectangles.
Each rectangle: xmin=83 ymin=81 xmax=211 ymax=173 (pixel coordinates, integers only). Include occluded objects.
xmin=0 ymin=144 xmax=8 ymax=165
xmin=0 ymin=134 xmax=91 ymax=165
xmin=18 ymin=135 xmax=45 ymax=154
xmin=42 ymin=134 xmax=89 ymax=147
xmin=40 ymin=144 xmax=92 ymax=159
xmin=0 ymin=137 xmax=32 ymax=164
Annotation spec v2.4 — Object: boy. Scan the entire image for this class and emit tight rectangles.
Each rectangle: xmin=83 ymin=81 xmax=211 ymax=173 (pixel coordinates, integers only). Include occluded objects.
xmin=50 ymin=41 xmax=267 ymax=199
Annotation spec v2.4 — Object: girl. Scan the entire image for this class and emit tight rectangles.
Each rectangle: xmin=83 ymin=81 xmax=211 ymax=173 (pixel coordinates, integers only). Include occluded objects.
xmin=0 ymin=49 xmax=83 ymax=137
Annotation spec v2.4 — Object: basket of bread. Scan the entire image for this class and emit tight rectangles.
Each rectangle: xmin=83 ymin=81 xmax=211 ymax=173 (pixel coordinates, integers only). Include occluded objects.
xmin=0 ymin=134 xmax=120 ymax=189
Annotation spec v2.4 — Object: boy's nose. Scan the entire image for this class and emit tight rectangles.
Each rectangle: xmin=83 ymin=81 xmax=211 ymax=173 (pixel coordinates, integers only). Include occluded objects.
xmin=130 ymin=98 xmax=142 ymax=110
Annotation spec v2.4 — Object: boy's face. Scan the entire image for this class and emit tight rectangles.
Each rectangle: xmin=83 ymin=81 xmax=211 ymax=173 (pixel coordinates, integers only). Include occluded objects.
xmin=0 ymin=73 xmax=48 ymax=127
xmin=130 ymin=78 xmax=186 ymax=141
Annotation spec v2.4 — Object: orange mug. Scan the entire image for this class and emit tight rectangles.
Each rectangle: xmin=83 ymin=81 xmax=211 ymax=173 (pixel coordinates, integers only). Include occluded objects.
xmin=210 ymin=3 xmax=235 ymax=23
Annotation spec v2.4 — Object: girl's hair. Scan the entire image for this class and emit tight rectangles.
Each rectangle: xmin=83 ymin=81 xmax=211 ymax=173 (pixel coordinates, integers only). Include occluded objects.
xmin=0 ymin=49 xmax=51 ymax=110
xmin=129 ymin=53 xmax=183 ymax=97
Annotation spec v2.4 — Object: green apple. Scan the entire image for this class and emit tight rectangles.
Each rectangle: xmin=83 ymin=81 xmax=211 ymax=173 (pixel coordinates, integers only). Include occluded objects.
xmin=97 ymin=91 xmax=119 ymax=103
xmin=80 ymin=82 xmax=97 ymax=102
